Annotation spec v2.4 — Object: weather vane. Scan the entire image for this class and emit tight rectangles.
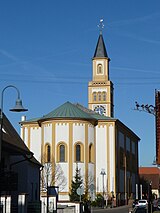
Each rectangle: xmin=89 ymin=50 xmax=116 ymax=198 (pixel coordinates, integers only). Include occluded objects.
xmin=98 ymin=19 xmax=104 ymax=34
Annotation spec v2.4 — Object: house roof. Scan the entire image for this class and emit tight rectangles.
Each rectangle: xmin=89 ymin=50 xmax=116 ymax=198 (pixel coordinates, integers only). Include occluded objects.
xmin=2 ymin=113 xmax=33 ymax=156
xmin=93 ymin=34 xmax=109 ymax=58
xmin=139 ymin=167 xmax=160 ymax=175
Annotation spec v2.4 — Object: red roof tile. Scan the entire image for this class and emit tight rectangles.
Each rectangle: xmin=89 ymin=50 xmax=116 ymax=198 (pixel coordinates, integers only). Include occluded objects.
xmin=139 ymin=167 xmax=160 ymax=175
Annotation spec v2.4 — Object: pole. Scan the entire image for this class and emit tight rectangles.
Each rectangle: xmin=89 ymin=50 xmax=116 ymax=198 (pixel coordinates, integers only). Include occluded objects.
xmin=0 ymin=85 xmax=28 ymax=163
xmin=100 ymin=169 xmax=106 ymax=208
xmin=102 ymin=174 xmax=104 ymax=198
xmin=47 ymin=173 xmax=49 ymax=213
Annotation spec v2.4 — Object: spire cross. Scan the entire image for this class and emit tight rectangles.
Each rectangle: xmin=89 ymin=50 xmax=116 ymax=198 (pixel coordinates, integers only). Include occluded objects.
xmin=98 ymin=19 xmax=104 ymax=34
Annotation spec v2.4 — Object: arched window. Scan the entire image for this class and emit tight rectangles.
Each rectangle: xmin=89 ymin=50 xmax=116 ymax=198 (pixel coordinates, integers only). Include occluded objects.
xmin=97 ymin=64 xmax=102 ymax=74
xmin=46 ymin=144 xmax=51 ymax=163
xmin=98 ymin=92 xmax=101 ymax=101
xmin=93 ymin=92 xmax=97 ymax=101
xmin=60 ymin=144 xmax=65 ymax=162
xmin=76 ymin=144 xmax=81 ymax=162
xmin=102 ymin=92 xmax=106 ymax=101
xmin=89 ymin=144 xmax=94 ymax=163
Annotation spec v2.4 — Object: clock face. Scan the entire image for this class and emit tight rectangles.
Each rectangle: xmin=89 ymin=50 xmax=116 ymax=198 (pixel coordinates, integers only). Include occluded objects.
xmin=94 ymin=106 xmax=105 ymax=115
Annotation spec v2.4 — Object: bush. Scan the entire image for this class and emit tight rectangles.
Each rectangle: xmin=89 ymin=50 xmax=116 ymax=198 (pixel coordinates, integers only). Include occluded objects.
xmin=91 ymin=193 xmax=104 ymax=207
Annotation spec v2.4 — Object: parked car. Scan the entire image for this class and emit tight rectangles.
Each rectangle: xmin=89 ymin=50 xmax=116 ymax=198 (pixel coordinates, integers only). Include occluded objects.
xmin=132 ymin=200 xmax=139 ymax=208
xmin=137 ymin=200 xmax=148 ymax=207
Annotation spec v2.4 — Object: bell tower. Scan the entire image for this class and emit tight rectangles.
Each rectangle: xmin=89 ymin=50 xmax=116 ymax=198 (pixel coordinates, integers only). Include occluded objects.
xmin=88 ymin=20 xmax=114 ymax=117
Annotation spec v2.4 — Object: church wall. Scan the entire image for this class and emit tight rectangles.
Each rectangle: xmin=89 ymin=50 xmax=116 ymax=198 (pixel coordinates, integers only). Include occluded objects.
xmin=44 ymin=123 xmax=52 ymax=143
xmin=88 ymin=124 xmax=94 ymax=145
xmin=30 ymin=127 xmax=41 ymax=162
xmin=116 ymin=126 xmax=139 ymax=201
xmin=55 ymin=122 xmax=69 ymax=195
xmin=73 ymin=123 xmax=85 ymax=144
xmin=57 ymin=162 xmax=69 ymax=192
xmin=96 ymin=123 xmax=107 ymax=193
xmin=73 ymin=123 xmax=85 ymax=179
xmin=72 ymin=122 xmax=95 ymax=182
xmin=56 ymin=122 xmax=69 ymax=146
xmin=23 ymin=127 xmax=28 ymax=146
xmin=108 ymin=124 xmax=115 ymax=193
xmin=53 ymin=121 xmax=95 ymax=200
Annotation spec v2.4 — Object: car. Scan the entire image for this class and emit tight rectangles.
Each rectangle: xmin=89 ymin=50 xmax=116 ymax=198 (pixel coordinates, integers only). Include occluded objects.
xmin=137 ymin=200 xmax=148 ymax=207
xmin=132 ymin=200 xmax=139 ymax=208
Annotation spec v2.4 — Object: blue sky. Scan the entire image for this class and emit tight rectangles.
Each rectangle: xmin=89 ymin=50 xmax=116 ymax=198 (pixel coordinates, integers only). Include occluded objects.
xmin=1 ymin=0 xmax=160 ymax=166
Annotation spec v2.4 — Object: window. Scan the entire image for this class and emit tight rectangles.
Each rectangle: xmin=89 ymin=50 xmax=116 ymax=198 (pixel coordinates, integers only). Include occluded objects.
xmin=102 ymin=92 xmax=106 ymax=101
xmin=60 ymin=144 xmax=65 ymax=162
xmin=76 ymin=144 xmax=81 ymax=162
xmin=93 ymin=92 xmax=97 ymax=101
xmin=57 ymin=142 xmax=67 ymax=162
xmin=89 ymin=144 xmax=93 ymax=162
xmin=97 ymin=64 xmax=102 ymax=74
xmin=98 ymin=92 xmax=101 ymax=101
xmin=46 ymin=144 xmax=51 ymax=163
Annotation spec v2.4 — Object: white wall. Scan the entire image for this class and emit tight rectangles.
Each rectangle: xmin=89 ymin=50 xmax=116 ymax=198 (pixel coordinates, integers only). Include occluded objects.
xmin=96 ymin=124 xmax=107 ymax=193
xmin=30 ymin=127 xmax=41 ymax=162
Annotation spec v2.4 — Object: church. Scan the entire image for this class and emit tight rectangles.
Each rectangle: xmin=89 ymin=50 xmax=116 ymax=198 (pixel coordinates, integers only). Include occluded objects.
xmin=20 ymin=24 xmax=140 ymax=205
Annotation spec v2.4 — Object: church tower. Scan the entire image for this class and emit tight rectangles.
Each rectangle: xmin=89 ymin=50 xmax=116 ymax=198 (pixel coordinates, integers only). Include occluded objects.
xmin=88 ymin=21 xmax=114 ymax=117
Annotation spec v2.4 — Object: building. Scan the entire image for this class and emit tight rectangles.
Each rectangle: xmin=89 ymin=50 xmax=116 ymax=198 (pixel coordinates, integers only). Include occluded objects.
xmin=139 ymin=167 xmax=160 ymax=198
xmin=20 ymin=29 xmax=140 ymax=205
xmin=155 ymin=90 xmax=160 ymax=165
xmin=0 ymin=113 xmax=41 ymax=212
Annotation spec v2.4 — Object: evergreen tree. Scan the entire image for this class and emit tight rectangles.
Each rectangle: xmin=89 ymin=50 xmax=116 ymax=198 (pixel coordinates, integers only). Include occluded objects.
xmin=69 ymin=165 xmax=83 ymax=201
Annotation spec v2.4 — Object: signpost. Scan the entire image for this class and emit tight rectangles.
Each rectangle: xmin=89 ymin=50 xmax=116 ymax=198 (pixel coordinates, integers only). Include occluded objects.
xmin=76 ymin=187 xmax=84 ymax=202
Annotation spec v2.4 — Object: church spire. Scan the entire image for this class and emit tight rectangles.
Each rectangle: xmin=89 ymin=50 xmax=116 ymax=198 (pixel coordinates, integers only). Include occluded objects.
xmin=93 ymin=19 xmax=109 ymax=58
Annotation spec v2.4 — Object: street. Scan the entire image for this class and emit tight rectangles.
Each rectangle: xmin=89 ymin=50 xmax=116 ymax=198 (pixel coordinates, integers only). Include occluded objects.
xmin=92 ymin=206 xmax=130 ymax=213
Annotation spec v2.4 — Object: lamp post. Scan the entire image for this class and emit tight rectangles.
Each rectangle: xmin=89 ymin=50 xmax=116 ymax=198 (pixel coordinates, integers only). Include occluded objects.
xmin=100 ymin=169 xmax=106 ymax=208
xmin=0 ymin=85 xmax=28 ymax=163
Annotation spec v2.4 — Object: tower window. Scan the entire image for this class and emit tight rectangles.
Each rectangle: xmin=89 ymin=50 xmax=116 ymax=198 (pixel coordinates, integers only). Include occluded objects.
xmin=98 ymin=92 xmax=101 ymax=101
xmin=93 ymin=92 xmax=97 ymax=101
xmin=102 ymin=92 xmax=106 ymax=101
xmin=97 ymin=64 xmax=103 ymax=74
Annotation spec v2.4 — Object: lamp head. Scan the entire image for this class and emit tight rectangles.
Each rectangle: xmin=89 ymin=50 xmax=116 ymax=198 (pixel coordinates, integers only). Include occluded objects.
xmin=10 ymin=99 xmax=28 ymax=112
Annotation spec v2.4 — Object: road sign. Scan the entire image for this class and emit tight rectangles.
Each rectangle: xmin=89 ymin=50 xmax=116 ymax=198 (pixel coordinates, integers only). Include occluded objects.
xmin=76 ymin=187 xmax=84 ymax=195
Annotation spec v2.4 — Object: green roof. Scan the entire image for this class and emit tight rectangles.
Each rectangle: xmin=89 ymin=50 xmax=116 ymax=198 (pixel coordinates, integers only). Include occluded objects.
xmin=40 ymin=101 xmax=96 ymax=121
xmin=75 ymin=103 xmax=114 ymax=121
xmin=21 ymin=102 xmax=114 ymax=124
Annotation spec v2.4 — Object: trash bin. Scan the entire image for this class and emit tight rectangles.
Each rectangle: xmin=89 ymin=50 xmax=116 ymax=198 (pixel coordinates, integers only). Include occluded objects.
xmin=83 ymin=202 xmax=91 ymax=213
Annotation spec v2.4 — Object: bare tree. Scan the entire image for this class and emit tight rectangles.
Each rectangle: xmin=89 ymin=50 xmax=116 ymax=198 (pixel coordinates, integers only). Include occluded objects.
xmin=41 ymin=156 xmax=67 ymax=193
xmin=83 ymin=170 xmax=95 ymax=201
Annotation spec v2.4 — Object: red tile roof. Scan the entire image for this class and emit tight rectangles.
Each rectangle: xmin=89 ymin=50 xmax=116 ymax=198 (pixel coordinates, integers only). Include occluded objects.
xmin=139 ymin=167 xmax=160 ymax=175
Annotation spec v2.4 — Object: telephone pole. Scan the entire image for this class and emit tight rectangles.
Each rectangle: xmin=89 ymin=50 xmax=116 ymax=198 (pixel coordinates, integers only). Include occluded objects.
xmin=134 ymin=89 xmax=160 ymax=165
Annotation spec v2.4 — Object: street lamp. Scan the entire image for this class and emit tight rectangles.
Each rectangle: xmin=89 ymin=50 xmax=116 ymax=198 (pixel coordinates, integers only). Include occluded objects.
xmin=0 ymin=85 xmax=28 ymax=162
xmin=100 ymin=169 xmax=106 ymax=208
